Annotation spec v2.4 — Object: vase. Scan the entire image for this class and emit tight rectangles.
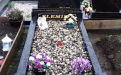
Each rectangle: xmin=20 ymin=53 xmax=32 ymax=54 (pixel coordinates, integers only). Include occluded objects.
xmin=8 ymin=16 xmax=23 ymax=27
xmin=66 ymin=24 xmax=74 ymax=28
xmin=33 ymin=69 xmax=46 ymax=75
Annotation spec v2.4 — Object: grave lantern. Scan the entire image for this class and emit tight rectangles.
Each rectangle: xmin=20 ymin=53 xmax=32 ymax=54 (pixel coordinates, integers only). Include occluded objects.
xmin=2 ymin=34 xmax=12 ymax=51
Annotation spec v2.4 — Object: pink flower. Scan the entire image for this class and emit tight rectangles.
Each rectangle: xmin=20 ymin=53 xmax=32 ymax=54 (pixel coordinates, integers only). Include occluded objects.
xmin=43 ymin=58 xmax=48 ymax=62
xmin=68 ymin=21 xmax=71 ymax=24
xmin=34 ymin=63 xmax=41 ymax=70
xmin=47 ymin=59 xmax=51 ymax=63
xmin=28 ymin=61 xmax=31 ymax=66
xmin=15 ymin=12 xmax=17 ymax=14
xmin=32 ymin=54 xmax=37 ymax=58
xmin=34 ymin=59 xmax=40 ymax=65
xmin=64 ymin=18 xmax=66 ymax=20
xmin=10 ymin=9 xmax=13 ymax=12
xmin=71 ymin=15 xmax=74 ymax=17
xmin=14 ymin=8 xmax=16 ymax=10
xmin=39 ymin=53 xmax=45 ymax=58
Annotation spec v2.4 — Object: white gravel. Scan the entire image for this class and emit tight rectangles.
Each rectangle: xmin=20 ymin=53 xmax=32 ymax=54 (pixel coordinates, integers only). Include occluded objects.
xmin=13 ymin=1 xmax=37 ymax=20
xmin=3 ymin=1 xmax=38 ymax=20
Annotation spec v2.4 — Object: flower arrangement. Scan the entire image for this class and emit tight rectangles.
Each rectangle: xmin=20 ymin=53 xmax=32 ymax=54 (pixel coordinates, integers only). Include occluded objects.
xmin=28 ymin=53 xmax=51 ymax=72
xmin=82 ymin=0 xmax=89 ymax=10
xmin=64 ymin=14 xmax=77 ymax=24
xmin=6 ymin=8 xmax=23 ymax=20
xmin=72 ymin=58 xmax=91 ymax=75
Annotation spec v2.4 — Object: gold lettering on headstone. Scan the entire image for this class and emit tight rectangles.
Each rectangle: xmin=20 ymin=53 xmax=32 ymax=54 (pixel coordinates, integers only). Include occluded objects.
xmin=60 ymin=15 xmax=64 ymax=18
xmin=41 ymin=15 xmax=68 ymax=19
xmin=51 ymin=15 xmax=55 ymax=18
xmin=55 ymin=15 xmax=60 ymax=18
xmin=47 ymin=15 xmax=50 ymax=18
xmin=42 ymin=15 xmax=46 ymax=17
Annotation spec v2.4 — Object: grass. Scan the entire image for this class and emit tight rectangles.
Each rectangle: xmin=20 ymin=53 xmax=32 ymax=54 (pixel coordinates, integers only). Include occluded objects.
xmin=26 ymin=15 xmax=31 ymax=18
xmin=95 ymin=38 xmax=100 ymax=43
xmin=9 ymin=33 xmax=12 ymax=36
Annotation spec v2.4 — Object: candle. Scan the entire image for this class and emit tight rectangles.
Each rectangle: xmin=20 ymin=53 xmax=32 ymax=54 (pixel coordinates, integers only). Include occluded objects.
xmin=57 ymin=41 xmax=61 ymax=46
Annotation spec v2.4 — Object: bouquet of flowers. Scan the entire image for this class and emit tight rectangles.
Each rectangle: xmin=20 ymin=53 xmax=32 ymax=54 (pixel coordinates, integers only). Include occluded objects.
xmin=6 ymin=8 xmax=23 ymax=20
xmin=64 ymin=14 xmax=77 ymax=25
xmin=28 ymin=53 xmax=51 ymax=72
xmin=72 ymin=58 xmax=91 ymax=75
xmin=82 ymin=0 xmax=89 ymax=11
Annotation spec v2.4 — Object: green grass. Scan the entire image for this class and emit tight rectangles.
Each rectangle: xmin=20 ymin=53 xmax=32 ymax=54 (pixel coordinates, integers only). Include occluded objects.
xmin=26 ymin=15 xmax=31 ymax=18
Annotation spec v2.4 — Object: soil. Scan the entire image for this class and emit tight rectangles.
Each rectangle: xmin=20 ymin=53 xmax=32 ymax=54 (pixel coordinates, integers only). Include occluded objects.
xmin=5 ymin=28 xmax=28 ymax=75
xmin=87 ymin=30 xmax=121 ymax=75
xmin=0 ymin=21 xmax=19 ymax=66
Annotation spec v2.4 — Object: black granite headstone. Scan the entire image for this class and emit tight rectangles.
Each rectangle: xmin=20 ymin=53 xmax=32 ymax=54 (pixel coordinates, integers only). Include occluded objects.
xmin=38 ymin=0 xmax=80 ymax=8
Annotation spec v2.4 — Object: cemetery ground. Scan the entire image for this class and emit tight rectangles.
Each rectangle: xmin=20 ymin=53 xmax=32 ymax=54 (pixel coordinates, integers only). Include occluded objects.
xmin=88 ymin=30 xmax=121 ymax=75
xmin=0 ymin=21 xmax=19 ymax=60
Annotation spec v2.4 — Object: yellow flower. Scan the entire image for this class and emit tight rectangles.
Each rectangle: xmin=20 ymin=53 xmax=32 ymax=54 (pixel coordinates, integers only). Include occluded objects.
xmin=83 ymin=5 xmax=85 ymax=7
xmin=86 ymin=8 xmax=89 ymax=12
xmin=89 ymin=7 xmax=92 ymax=11
xmin=69 ymin=14 xmax=72 ymax=16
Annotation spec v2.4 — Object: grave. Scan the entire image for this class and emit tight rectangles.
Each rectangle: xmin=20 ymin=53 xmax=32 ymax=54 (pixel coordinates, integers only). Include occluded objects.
xmin=15 ymin=0 xmax=106 ymax=75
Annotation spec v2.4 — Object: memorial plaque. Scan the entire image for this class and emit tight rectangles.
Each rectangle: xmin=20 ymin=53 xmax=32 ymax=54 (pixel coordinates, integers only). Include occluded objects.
xmin=32 ymin=0 xmax=82 ymax=21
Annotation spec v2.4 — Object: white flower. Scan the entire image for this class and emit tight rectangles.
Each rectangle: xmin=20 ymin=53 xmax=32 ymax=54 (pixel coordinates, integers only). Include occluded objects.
xmin=40 ymin=61 xmax=44 ymax=65
xmin=47 ymin=62 xmax=51 ymax=66
xmin=29 ymin=66 xmax=32 ymax=70
xmin=47 ymin=56 xmax=50 ymax=60
xmin=36 ymin=54 xmax=42 ymax=59
xmin=29 ymin=56 xmax=35 ymax=61
xmin=86 ymin=8 xmax=89 ymax=12
xmin=69 ymin=18 xmax=74 ymax=23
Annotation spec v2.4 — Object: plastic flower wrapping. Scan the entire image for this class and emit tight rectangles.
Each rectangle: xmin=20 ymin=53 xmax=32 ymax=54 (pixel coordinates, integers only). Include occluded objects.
xmin=64 ymin=14 xmax=77 ymax=24
xmin=28 ymin=53 xmax=51 ymax=72
xmin=72 ymin=58 xmax=91 ymax=74
xmin=6 ymin=8 xmax=23 ymax=20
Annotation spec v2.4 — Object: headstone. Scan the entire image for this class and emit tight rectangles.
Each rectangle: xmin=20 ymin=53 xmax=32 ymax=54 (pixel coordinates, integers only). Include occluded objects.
xmin=38 ymin=0 xmax=80 ymax=8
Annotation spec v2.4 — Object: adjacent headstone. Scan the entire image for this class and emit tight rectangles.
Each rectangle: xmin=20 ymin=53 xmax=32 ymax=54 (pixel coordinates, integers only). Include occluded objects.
xmin=38 ymin=0 xmax=80 ymax=8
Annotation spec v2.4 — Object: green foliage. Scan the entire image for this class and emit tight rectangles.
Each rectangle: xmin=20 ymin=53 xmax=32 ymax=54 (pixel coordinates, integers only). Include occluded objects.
xmin=6 ymin=8 xmax=24 ymax=20
xmin=24 ymin=29 xmax=28 ymax=33
xmin=9 ymin=33 xmax=12 ymax=36
xmin=107 ymin=35 xmax=112 ymax=41
xmin=8 ymin=3 xmax=12 ymax=10
xmin=95 ymin=38 xmax=100 ymax=43
xmin=7 ymin=29 xmax=28 ymax=73
xmin=26 ymin=14 xmax=31 ymax=18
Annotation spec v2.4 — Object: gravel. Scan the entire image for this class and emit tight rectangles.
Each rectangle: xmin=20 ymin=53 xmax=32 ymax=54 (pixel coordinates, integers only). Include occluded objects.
xmin=26 ymin=20 xmax=93 ymax=75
